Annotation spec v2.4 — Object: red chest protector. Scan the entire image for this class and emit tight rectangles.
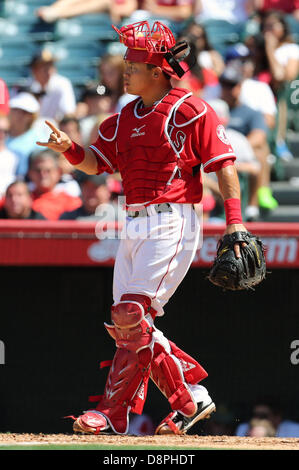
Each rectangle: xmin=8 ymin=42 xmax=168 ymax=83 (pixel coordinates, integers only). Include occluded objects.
xmin=114 ymin=88 xmax=206 ymax=205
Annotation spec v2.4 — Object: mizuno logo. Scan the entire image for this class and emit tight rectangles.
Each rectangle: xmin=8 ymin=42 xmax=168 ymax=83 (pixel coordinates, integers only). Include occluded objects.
xmin=131 ymin=125 xmax=146 ymax=138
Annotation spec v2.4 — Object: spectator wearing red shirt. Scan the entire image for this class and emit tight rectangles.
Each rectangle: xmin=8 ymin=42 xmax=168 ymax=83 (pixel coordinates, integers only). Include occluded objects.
xmin=126 ymin=0 xmax=194 ymax=35
xmin=28 ymin=149 xmax=82 ymax=220
xmin=254 ymin=0 xmax=299 ymax=18
xmin=142 ymin=0 xmax=193 ymax=22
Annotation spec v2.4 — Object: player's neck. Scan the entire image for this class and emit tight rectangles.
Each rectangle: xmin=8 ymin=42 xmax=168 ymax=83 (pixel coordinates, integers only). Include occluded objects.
xmin=141 ymin=84 xmax=172 ymax=107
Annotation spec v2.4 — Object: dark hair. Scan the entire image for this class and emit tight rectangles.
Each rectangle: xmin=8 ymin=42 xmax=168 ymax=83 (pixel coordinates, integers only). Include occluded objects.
xmin=261 ymin=10 xmax=293 ymax=43
xmin=245 ymin=33 xmax=270 ymax=73
xmin=59 ymin=115 xmax=81 ymax=132
xmin=6 ymin=180 xmax=30 ymax=195
xmin=183 ymin=21 xmax=213 ymax=51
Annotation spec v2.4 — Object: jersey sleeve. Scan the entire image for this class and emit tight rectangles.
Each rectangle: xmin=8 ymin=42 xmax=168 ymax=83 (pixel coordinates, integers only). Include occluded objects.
xmin=89 ymin=114 xmax=119 ymax=174
xmin=197 ymin=103 xmax=236 ymax=173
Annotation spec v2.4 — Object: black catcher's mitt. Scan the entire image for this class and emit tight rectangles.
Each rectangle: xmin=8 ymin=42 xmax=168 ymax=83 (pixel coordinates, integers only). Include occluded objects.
xmin=208 ymin=231 xmax=266 ymax=291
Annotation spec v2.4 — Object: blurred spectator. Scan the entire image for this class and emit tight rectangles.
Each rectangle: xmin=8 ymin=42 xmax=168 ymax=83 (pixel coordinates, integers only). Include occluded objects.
xmin=208 ymin=98 xmax=261 ymax=221
xmin=260 ymin=10 xmax=299 ymax=159
xmin=235 ymin=399 xmax=299 ymax=437
xmin=225 ymin=45 xmax=277 ymax=130
xmin=171 ymin=41 xmax=221 ymax=100
xmin=88 ymin=113 xmax=115 ymax=146
xmin=48 ymin=117 xmax=83 ymax=197
xmin=219 ymin=64 xmax=278 ymax=212
xmin=76 ymin=86 xmax=113 ymax=146
xmin=28 ymin=49 xmax=76 ymax=121
xmin=142 ymin=0 xmax=194 ymax=23
xmin=194 ymin=0 xmax=255 ymax=24
xmin=0 ymin=115 xmax=18 ymax=197
xmin=246 ymin=418 xmax=276 ymax=437
xmin=36 ymin=0 xmax=136 ymax=25
xmin=202 ymin=403 xmax=236 ymax=436
xmin=59 ymin=173 xmax=122 ymax=221
xmin=6 ymin=92 xmax=42 ymax=178
xmin=59 ymin=116 xmax=83 ymax=145
xmin=56 ymin=152 xmax=82 ymax=198
xmin=98 ymin=54 xmax=129 ymax=113
xmin=0 ymin=181 xmax=45 ymax=220
xmin=184 ymin=21 xmax=225 ymax=77
xmin=128 ymin=413 xmax=155 ymax=436
xmin=243 ymin=34 xmax=272 ymax=83
xmin=0 ymin=78 xmax=10 ymax=117
xmin=254 ymin=0 xmax=299 ymax=18
xmin=261 ymin=10 xmax=299 ymax=91
xmin=122 ymin=0 xmax=193 ymax=35
xmin=28 ymin=150 xmax=82 ymax=220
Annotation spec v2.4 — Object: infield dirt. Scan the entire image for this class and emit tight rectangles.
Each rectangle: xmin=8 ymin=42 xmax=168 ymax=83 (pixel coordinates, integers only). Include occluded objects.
xmin=0 ymin=433 xmax=298 ymax=450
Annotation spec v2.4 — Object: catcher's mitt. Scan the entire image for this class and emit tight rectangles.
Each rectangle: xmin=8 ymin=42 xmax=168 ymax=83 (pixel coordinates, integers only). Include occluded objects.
xmin=208 ymin=231 xmax=266 ymax=291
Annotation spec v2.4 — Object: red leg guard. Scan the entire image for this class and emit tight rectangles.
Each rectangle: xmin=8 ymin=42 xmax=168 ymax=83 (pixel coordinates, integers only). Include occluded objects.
xmin=168 ymin=341 xmax=208 ymax=385
xmin=95 ymin=346 xmax=152 ymax=433
xmin=150 ymin=339 xmax=208 ymax=417
xmin=94 ymin=294 xmax=154 ymax=434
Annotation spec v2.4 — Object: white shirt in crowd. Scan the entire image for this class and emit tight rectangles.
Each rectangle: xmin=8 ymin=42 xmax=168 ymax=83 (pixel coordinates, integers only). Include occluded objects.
xmin=240 ymin=78 xmax=277 ymax=118
xmin=196 ymin=0 xmax=249 ymax=24
xmin=0 ymin=148 xmax=18 ymax=197
xmin=30 ymin=73 xmax=76 ymax=121
xmin=274 ymin=42 xmax=299 ymax=67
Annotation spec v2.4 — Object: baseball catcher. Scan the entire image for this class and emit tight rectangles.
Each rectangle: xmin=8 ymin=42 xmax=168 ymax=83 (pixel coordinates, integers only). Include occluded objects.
xmin=37 ymin=20 xmax=264 ymax=436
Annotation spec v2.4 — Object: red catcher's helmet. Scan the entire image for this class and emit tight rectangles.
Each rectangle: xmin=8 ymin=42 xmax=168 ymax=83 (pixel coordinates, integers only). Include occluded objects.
xmin=112 ymin=21 xmax=190 ymax=79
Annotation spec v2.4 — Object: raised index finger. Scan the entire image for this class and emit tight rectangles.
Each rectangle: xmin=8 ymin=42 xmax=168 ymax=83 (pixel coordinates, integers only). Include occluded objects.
xmin=45 ymin=120 xmax=61 ymax=136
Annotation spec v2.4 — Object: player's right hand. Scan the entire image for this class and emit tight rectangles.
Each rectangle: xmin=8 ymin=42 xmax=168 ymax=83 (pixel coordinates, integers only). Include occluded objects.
xmin=36 ymin=120 xmax=72 ymax=153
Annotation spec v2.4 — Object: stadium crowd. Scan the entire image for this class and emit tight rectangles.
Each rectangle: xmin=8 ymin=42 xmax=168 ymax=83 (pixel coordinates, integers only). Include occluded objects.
xmin=0 ymin=0 xmax=298 ymax=222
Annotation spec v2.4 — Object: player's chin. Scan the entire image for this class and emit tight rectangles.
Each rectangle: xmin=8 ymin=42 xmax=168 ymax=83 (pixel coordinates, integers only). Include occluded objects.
xmin=124 ymin=84 xmax=138 ymax=95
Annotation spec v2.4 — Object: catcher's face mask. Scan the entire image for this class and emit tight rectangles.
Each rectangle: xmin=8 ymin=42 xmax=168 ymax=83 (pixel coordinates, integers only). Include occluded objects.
xmin=112 ymin=20 xmax=191 ymax=80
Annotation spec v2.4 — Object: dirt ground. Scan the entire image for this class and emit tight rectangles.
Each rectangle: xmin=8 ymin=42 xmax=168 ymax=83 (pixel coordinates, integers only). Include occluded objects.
xmin=0 ymin=433 xmax=298 ymax=450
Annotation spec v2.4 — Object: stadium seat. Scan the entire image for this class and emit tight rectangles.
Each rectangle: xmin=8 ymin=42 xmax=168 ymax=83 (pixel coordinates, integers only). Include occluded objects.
xmin=45 ymin=39 xmax=107 ymax=65
xmin=0 ymin=40 xmax=38 ymax=66
xmin=285 ymin=14 xmax=299 ymax=44
xmin=55 ymin=62 xmax=98 ymax=86
xmin=55 ymin=16 xmax=118 ymax=41
xmin=0 ymin=18 xmax=20 ymax=39
xmin=0 ymin=16 xmax=55 ymax=42
xmin=0 ymin=63 xmax=29 ymax=87
xmin=198 ymin=19 xmax=243 ymax=56
xmin=1 ymin=0 xmax=53 ymax=18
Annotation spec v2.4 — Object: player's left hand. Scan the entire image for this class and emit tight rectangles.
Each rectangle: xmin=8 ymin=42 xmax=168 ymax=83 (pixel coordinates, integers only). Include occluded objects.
xmin=36 ymin=120 xmax=72 ymax=153
xmin=225 ymin=223 xmax=247 ymax=259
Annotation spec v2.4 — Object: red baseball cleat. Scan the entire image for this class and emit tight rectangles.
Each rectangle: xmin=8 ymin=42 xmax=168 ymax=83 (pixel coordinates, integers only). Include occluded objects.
xmin=72 ymin=411 xmax=113 ymax=435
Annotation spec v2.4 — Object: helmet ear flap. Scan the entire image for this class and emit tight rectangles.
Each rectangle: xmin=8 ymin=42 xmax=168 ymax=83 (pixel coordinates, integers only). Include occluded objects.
xmin=164 ymin=41 xmax=193 ymax=78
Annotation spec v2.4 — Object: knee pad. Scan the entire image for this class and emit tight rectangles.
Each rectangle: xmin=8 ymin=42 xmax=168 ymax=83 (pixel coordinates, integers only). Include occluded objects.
xmin=105 ymin=294 xmax=154 ymax=352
